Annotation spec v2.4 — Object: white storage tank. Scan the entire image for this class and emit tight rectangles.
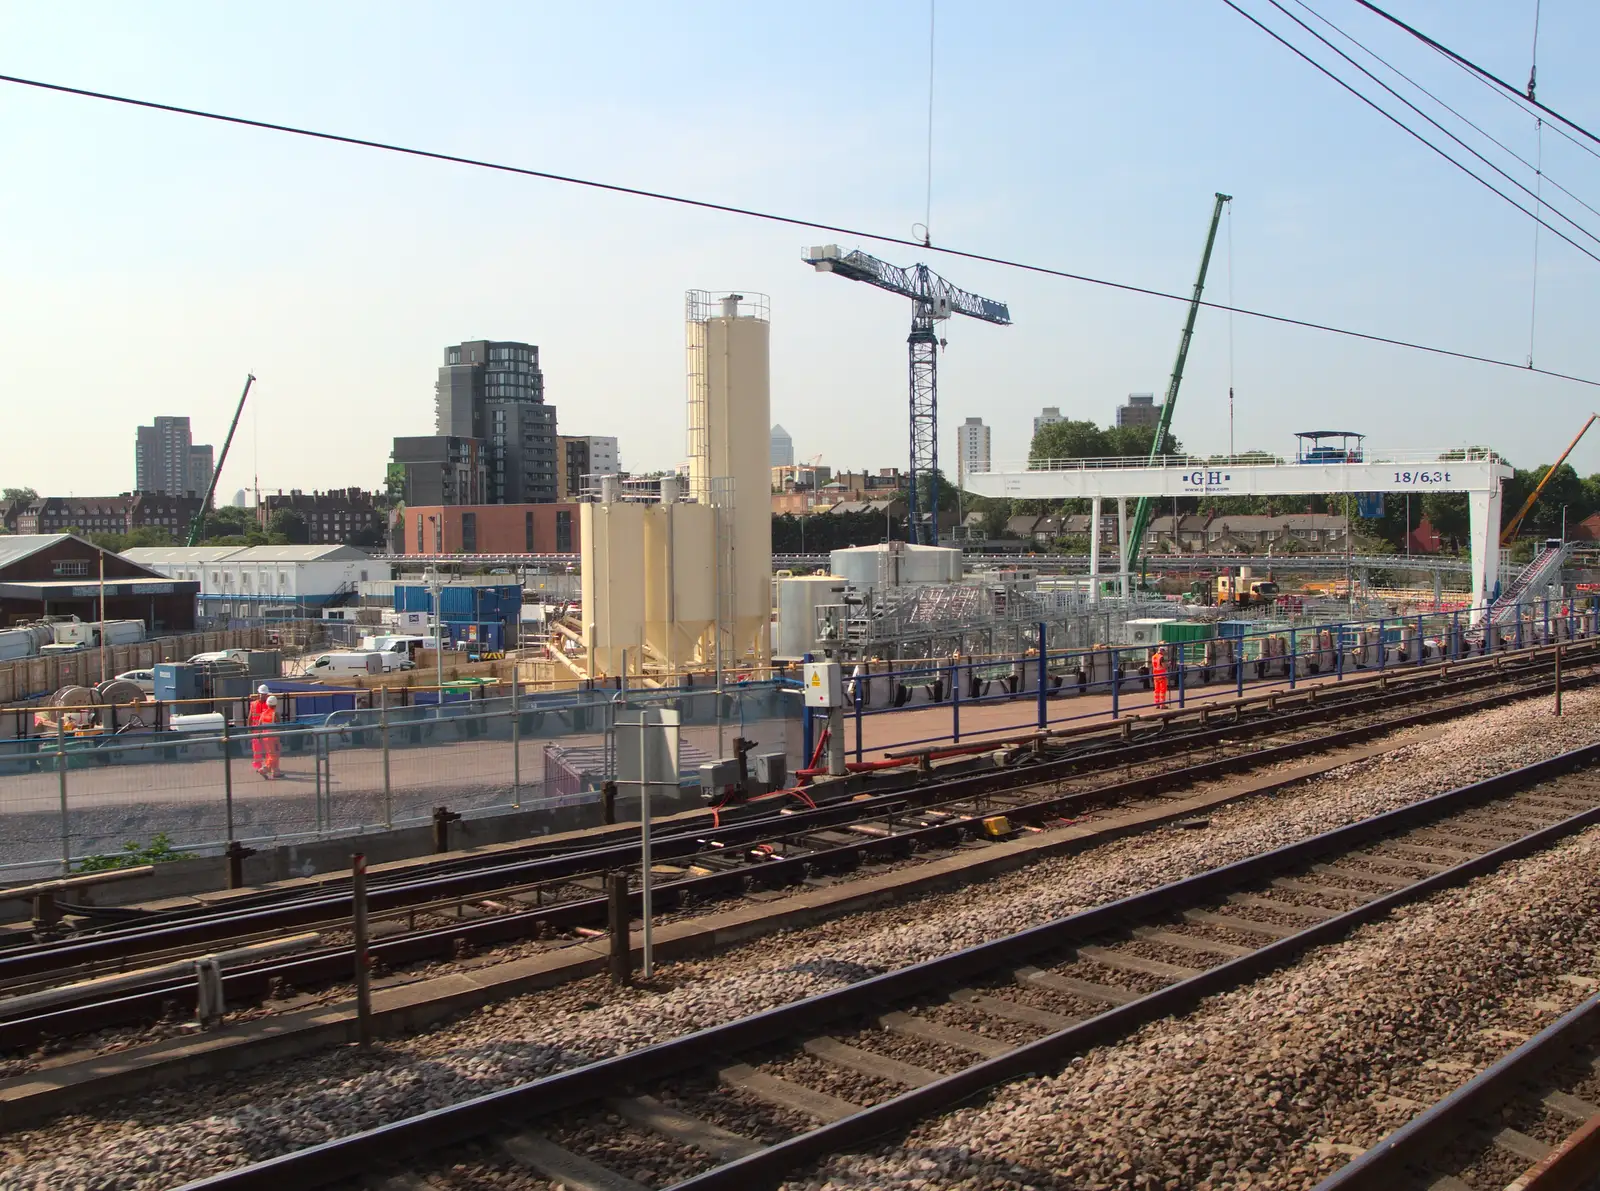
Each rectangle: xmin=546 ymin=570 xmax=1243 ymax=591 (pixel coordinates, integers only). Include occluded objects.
xmin=829 ymin=542 xmax=963 ymax=591
xmin=774 ymin=575 xmax=848 ymax=660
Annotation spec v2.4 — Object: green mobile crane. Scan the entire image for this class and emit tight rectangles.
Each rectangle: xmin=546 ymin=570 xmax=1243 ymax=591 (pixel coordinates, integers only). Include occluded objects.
xmin=185 ymin=373 xmax=256 ymax=546
xmin=1123 ymin=193 xmax=1232 ymax=582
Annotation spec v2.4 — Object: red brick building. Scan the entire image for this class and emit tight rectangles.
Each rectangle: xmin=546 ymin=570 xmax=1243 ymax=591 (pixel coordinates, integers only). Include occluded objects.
xmin=397 ymin=504 xmax=582 ymax=555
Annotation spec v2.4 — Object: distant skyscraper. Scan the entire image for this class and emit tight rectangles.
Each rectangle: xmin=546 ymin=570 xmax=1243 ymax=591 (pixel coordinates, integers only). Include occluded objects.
xmin=435 ymin=340 xmax=555 ymax=502
xmin=956 ymin=417 xmax=991 ymax=486
xmin=770 ymin=423 xmax=794 ymax=467
xmin=188 ymin=444 xmax=214 ymax=498
xmin=135 ymin=416 xmax=214 ymax=496
xmin=1032 ymin=407 xmax=1064 ymax=436
xmin=231 ymin=489 xmax=247 ymax=508
xmin=1117 ymin=393 xmax=1161 ymax=428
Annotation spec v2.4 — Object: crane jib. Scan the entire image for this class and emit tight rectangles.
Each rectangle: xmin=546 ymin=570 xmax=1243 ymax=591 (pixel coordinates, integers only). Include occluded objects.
xmin=803 ymin=244 xmax=1011 ymax=544
xmin=1122 ymin=193 xmax=1233 ymax=579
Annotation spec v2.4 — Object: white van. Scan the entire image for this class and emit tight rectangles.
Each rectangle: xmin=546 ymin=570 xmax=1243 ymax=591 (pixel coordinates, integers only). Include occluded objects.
xmin=363 ymin=634 xmax=426 ymax=663
xmin=306 ymin=651 xmax=387 ymax=676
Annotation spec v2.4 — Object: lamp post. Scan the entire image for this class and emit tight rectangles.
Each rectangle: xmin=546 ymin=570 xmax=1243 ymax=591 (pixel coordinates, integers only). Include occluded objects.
xmin=423 ymin=564 xmax=443 ymax=706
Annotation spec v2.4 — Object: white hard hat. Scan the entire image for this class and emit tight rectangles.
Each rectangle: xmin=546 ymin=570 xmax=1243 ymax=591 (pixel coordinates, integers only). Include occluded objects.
xmin=266 ymin=695 xmax=279 ymax=708
xmin=258 ymin=685 xmax=270 ymax=695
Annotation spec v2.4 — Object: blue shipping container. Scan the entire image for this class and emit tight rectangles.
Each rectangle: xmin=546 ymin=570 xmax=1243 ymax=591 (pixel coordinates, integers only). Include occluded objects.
xmin=445 ymin=621 xmax=505 ymax=650
xmin=153 ymin=662 xmax=205 ymax=702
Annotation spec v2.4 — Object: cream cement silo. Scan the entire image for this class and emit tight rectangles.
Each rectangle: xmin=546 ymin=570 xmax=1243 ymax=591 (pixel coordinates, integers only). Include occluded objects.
xmin=581 ymin=476 xmax=646 ymax=677
xmin=643 ymin=474 xmax=717 ymax=670
xmin=686 ymin=291 xmax=772 ymax=668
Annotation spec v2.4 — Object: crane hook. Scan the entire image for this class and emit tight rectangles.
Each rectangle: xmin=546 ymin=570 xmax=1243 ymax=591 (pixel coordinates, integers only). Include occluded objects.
xmin=912 ymin=222 xmax=931 ymax=248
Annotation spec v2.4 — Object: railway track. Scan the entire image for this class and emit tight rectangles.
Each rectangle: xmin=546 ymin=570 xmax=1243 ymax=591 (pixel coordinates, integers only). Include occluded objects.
xmin=1 ymin=642 xmax=1594 ymax=1056
xmin=163 ymin=740 xmax=1600 ymax=1191
xmin=1316 ymin=975 xmax=1600 ymax=1190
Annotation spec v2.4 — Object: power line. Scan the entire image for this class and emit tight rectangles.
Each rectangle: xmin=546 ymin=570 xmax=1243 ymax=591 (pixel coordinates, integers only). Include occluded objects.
xmin=1 ymin=69 xmax=1597 ymax=389
xmin=1222 ymin=0 xmax=1600 ymax=264
xmin=1351 ymin=0 xmax=1600 ymax=150
xmin=1272 ymin=0 xmax=1600 ymax=248
xmin=1289 ymin=0 xmax=1600 ymax=224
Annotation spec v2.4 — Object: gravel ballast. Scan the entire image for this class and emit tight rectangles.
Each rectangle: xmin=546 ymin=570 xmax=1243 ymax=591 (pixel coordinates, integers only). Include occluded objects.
xmin=2 ymin=688 xmax=1599 ymax=1190
xmin=788 ymin=821 xmax=1600 ymax=1191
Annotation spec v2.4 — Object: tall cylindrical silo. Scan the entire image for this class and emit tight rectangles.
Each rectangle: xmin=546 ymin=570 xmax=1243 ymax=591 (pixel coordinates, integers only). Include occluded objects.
xmin=686 ymin=291 xmax=772 ymax=668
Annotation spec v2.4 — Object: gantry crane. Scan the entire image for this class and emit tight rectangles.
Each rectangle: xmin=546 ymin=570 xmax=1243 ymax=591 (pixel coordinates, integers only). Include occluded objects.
xmin=1124 ymin=193 xmax=1232 ymax=579
xmin=804 ymin=245 xmax=1010 ymax=544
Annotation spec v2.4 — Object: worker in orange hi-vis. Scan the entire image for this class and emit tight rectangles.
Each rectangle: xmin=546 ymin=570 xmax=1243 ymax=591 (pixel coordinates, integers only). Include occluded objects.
xmin=249 ymin=685 xmax=271 ymax=777
xmin=255 ymin=695 xmax=283 ymax=780
xmin=1151 ymin=646 xmax=1169 ymax=709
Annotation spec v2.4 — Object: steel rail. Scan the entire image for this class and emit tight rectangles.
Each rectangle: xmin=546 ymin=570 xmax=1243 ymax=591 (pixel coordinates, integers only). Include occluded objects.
xmin=1311 ymin=995 xmax=1600 ymax=1190
xmin=2 ymin=657 xmax=1592 ymax=1049
xmin=7 ymin=642 xmax=1567 ymax=951
xmin=17 ymin=640 xmax=1573 ymax=938
xmin=168 ymin=741 xmax=1600 ymax=1191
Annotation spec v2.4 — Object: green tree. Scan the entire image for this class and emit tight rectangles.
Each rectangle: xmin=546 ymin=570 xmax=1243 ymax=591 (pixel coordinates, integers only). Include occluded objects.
xmin=1029 ymin=419 xmax=1107 ymax=462
xmin=1511 ymin=463 xmax=1588 ymax=537
xmin=267 ymin=508 xmax=309 ymax=544
xmin=1421 ymin=492 xmax=1469 ymax=550
xmin=197 ymin=505 xmax=256 ymax=541
xmin=2 ymin=487 xmax=38 ymax=506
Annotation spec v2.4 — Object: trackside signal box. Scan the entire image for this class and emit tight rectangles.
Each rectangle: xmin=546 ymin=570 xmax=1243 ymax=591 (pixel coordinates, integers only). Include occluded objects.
xmin=802 ymin=660 xmax=842 ymax=708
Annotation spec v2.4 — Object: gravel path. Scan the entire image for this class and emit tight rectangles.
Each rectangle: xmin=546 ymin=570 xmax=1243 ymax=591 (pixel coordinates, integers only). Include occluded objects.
xmin=789 ymin=821 xmax=1600 ymax=1191
xmin=2 ymin=689 xmax=1597 ymax=1190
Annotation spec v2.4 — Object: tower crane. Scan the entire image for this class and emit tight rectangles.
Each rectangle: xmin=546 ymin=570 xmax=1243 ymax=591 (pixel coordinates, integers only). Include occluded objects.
xmin=1124 ymin=193 xmax=1232 ymax=579
xmin=803 ymin=245 xmax=1011 ymax=544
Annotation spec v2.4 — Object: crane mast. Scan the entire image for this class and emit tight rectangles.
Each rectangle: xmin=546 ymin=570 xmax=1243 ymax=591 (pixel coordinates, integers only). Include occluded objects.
xmin=804 ymin=246 xmax=1011 ymax=544
xmin=185 ymin=373 xmax=256 ymax=547
xmin=1123 ymin=193 xmax=1232 ymax=579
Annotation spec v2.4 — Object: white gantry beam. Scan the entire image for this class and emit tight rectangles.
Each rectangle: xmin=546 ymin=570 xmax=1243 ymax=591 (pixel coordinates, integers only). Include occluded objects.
xmin=969 ymin=453 xmax=1513 ymax=618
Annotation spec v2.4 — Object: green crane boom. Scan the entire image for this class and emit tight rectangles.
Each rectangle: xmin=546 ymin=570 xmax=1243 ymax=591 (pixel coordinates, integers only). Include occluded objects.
xmin=1123 ymin=193 xmax=1232 ymax=579
xmin=185 ymin=373 xmax=256 ymax=547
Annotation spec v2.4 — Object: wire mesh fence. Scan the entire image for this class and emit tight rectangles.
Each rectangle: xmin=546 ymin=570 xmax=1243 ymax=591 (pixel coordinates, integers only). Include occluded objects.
xmin=0 ymin=683 xmax=803 ymax=879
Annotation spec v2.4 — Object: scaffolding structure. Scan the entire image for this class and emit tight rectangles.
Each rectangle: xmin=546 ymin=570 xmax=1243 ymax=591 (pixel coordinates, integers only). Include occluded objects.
xmin=815 ymin=577 xmax=1172 ymax=663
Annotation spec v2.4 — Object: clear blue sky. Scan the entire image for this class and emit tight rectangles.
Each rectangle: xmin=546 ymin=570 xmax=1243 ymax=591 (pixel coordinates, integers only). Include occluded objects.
xmin=2 ymin=1 xmax=1597 ymax=497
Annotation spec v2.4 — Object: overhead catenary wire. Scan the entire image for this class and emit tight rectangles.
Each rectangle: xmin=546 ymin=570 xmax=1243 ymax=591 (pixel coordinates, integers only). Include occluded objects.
xmin=1351 ymin=0 xmax=1600 ymax=151
xmin=1527 ymin=0 xmax=1545 ymax=368
xmin=2 ymin=69 xmax=1599 ymax=389
xmin=1288 ymin=0 xmax=1600 ymax=225
xmin=1227 ymin=201 xmax=1236 ymax=459
xmin=923 ymin=0 xmax=936 ymax=244
xmin=1222 ymin=0 xmax=1600 ymax=264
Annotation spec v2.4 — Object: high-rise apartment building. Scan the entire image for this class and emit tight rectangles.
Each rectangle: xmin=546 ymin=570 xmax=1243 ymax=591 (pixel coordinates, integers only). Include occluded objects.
xmin=770 ymin=424 xmax=794 ymax=466
xmin=188 ymin=445 xmax=214 ymax=498
xmin=584 ymin=436 xmax=620 ymax=477
xmin=1117 ymin=392 xmax=1161 ymax=428
xmin=955 ymin=417 xmax=991 ymax=485
xmin=391 ymin=436 xmax=487 ymax=507
xmin=135 ymin=416 xmax=214 ymax=496
xmin=556 ymin=434 xmax=621 ymax=497
xmin=434 ymin=340 xmax=557 ymax=502
xmin=1032 ymin=407 xmax=1064 ymax=436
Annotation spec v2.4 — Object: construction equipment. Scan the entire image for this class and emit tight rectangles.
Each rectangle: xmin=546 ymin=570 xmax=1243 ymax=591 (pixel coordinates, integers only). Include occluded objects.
xmin=1499 ymin=413 xmax=1596 ymax=547
xmin=1216 ymin=567 xmax=1279 ymax=608
xmin=185 ymin=374 xmax=256 ymax=546
xmin=804 ymin=246 xmax=1010 ymax=545
xmin=1124 ymin=193 xmax=1232 ymax=578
